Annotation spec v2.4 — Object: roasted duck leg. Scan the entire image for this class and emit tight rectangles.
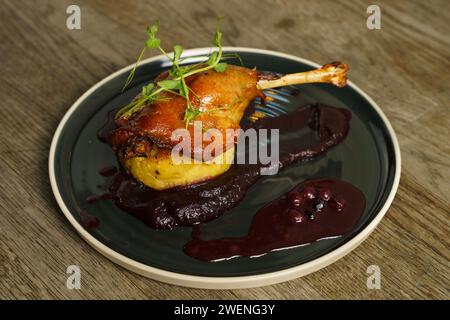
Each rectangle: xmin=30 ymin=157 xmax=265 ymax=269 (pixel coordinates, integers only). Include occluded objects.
xmin=111 ymin=65 xmax=260 ymax=160
xmin=111 ymin=62 xmax=348 ymax=157
xmin=109 ymin=62 xmax=349 ymax=190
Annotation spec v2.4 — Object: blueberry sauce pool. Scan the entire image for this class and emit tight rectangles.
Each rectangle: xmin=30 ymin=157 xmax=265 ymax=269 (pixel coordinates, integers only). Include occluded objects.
xmin=94 ymin=103 xmax=352 ymax=229
xmin=184 ymin=178 xmax=366 ymax=261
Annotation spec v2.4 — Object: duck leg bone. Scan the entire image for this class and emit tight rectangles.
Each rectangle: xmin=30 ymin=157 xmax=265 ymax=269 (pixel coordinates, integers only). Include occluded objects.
xmin=256 ymin=61 xmax=349 ymax=90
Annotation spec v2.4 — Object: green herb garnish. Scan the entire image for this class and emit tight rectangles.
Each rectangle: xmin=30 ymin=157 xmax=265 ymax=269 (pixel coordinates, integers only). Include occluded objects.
xmin=117 ymin=18 xmax=231 ymax=127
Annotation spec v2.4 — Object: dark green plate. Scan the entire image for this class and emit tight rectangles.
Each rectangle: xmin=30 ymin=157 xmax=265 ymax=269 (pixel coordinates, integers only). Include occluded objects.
xmin=49 ymin=48 xmax=400 ymax=288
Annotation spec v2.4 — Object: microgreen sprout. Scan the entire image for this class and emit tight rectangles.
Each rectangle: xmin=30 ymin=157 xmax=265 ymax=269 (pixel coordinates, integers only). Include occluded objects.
xmin=117 ymin=18 xmax=233 ymax=127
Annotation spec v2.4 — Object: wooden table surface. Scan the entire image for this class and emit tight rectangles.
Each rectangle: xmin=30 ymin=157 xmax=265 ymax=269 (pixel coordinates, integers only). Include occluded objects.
xmin=0 ymin=0 xmax=449 ymax=300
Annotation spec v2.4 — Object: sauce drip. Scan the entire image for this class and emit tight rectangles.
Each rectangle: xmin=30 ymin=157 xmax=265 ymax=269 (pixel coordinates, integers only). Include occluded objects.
xmin=79 ymin=209 xmax=100 ymax=229
xmin=98 ymin=166 xmax=117 ymax=177
xmin=184 ymin=178 xmax=365 ymax=261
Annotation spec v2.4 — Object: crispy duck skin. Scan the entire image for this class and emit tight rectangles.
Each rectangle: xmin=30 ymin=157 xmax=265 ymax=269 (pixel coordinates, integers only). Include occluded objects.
xmin=110 ymin=65 xmax=262 ymax=160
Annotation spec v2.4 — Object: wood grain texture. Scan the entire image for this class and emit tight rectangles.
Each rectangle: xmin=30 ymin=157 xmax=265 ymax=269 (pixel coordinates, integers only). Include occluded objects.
xmin=0 ymin=0 xmax=449 ymax=299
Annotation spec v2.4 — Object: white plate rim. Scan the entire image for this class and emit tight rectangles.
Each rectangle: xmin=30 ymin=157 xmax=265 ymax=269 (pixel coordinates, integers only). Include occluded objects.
xmin=49 ymin=47 xmax=401 ymax=289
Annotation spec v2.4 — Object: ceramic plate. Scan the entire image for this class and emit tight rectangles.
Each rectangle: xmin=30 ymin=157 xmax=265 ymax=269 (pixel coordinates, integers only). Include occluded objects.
xmin=49 ymin=48 xmax=401 ymax=289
